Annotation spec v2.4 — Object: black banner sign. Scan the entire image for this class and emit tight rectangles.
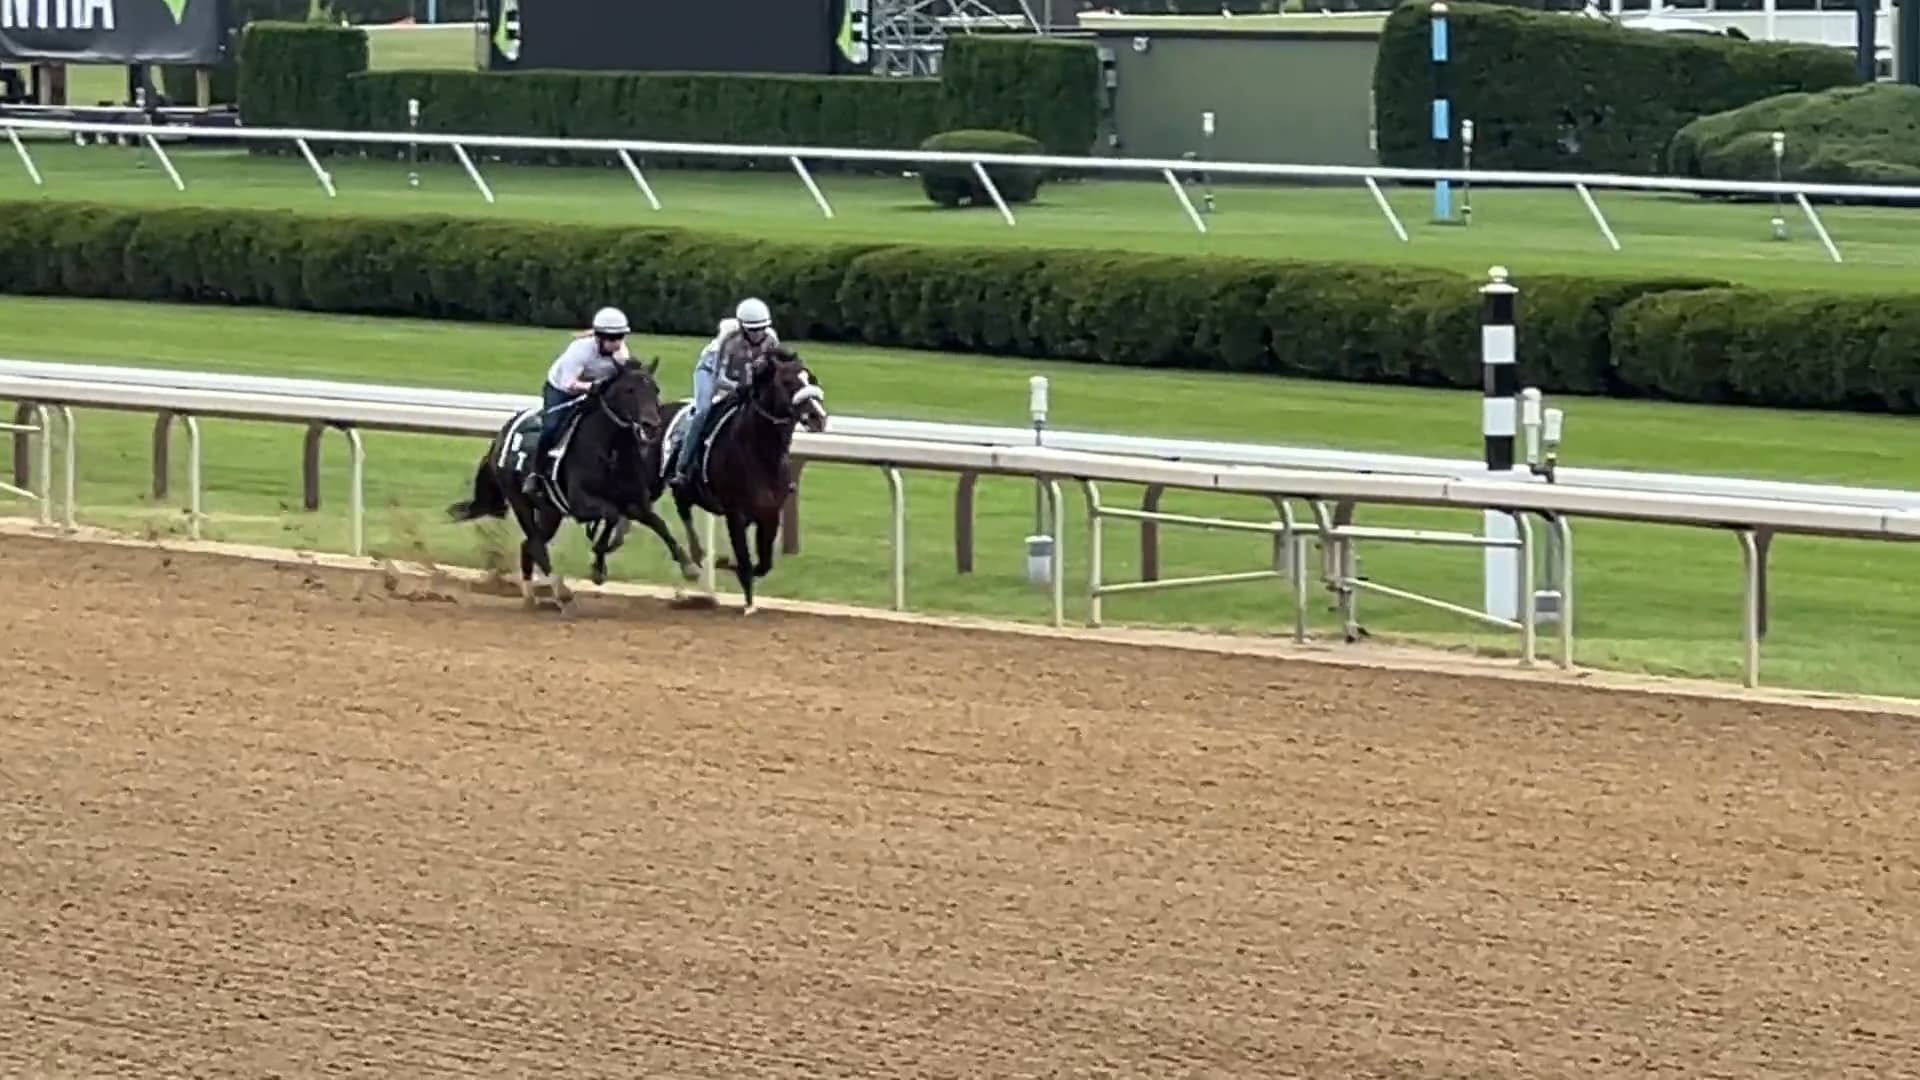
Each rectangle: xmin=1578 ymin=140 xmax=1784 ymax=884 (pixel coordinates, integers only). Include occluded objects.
xmin=483 ymin=0 xmax=862 ymax=76
xmin=0 ymin=0 xmax=228 ymax=64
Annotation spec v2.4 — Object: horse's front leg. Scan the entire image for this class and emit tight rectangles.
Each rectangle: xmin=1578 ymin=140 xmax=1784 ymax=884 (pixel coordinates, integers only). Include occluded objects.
xmin=725 ymin=511 xmax=758 ymax=614
xmin=573 ymin=496 xmax=627 ymax=587
xmin=634 ymin=503 xmax=698 ymax=581
xmin=752 ymin=512 xmax=779 ymax=580
xmin=674 ymin=488 xmax=706 ymax=568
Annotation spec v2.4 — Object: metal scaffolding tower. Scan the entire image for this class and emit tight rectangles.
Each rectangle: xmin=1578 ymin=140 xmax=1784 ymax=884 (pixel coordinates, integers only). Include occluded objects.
xmin=869 ymin=0 xmax=1043 ymax=77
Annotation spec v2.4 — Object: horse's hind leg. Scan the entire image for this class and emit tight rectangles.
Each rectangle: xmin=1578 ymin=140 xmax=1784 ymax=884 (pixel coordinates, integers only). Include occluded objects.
xmin=519 ymin=540 xmax=536 ymax=607
xmin=533 ymin=504 xmax=574 ymax=612
xmin=507 ymin=494 xmax=555 ymax=608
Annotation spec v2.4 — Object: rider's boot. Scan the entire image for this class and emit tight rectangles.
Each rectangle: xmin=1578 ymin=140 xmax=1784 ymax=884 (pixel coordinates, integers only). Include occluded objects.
xmin=673 ymin=410 xmax=704 ymax=489
xmin=523 ymin=430 xmax=549 ymax=497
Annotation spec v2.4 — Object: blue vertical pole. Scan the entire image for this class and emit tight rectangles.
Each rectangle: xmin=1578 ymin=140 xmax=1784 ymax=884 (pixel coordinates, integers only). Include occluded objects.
xmin=1430 ymin=1 xmax=1452 ymax=223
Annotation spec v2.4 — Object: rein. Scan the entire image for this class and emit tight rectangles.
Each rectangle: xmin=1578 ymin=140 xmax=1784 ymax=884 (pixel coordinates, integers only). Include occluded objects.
xmin=588 ymin=373 xmax=659 ymax=458
xmin=746 ymin=377 xmax=823 ymax=429
xmin=749 ymin=393 xmax=796 ymax=429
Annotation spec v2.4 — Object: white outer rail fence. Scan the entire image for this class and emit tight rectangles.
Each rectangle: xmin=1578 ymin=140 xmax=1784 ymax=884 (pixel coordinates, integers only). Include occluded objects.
xmin=4 ymin=116 xmax=1906 ymax=261
xmin=6 ymin=357 xmax=1916 ymax=646
xmin=6 ymin=366 xmax=1920 ymax=688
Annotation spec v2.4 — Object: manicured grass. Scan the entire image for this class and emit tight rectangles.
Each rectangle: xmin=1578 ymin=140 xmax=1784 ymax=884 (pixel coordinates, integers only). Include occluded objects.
xmin=2 ymin=296 xmax=1918 ymax=697
xmin=363 ymin=23 xmax=481 ymax=71
xmin=6 ymin=142 xmax=1920 ymax=289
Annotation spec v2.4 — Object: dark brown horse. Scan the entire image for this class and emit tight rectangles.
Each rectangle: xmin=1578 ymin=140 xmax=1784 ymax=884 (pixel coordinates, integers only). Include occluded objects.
xmin=647 ymin=347 xmax=827 ymax=614
xmin=448 ymin=358 xmax=697 ymax=609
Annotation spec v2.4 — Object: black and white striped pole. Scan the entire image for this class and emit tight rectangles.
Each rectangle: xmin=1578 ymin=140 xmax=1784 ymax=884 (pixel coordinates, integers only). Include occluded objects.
xmin=1481 ymin=265 xmax=1519 ymax=621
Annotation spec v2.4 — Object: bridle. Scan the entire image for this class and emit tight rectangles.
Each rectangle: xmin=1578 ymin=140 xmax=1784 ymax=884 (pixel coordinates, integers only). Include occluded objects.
xmin=590 ymin=369 xmax=660 ymax=452
xmin=747 ymin=362 xmax=824 ymax=430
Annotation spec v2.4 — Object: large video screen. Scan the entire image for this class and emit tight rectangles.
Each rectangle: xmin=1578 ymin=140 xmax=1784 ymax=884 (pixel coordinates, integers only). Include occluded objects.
xmin=1 ymin=0 xmax=226 ymax=64
xmin=490 ymin=0 xmax=856 ymax=75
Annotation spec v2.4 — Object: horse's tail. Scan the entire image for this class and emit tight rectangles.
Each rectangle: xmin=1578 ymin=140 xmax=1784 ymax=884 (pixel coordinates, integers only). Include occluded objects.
xmin=447 ymin=457 xmax=508 ymax=522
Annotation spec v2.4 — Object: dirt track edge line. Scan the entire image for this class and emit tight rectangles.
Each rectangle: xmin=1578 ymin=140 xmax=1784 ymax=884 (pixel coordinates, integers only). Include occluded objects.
xmin=7 ymin=517 xmax=1916 ymax=720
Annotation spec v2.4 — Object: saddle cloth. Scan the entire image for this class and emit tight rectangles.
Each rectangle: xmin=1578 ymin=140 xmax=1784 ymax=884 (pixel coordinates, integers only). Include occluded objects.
xmin=500 ymin=403 xmax=583 ymax=515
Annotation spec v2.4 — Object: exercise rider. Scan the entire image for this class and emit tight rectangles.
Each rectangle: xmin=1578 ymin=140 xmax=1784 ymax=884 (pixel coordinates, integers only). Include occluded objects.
xmin=524 ymin=306 xmax=631 ymax=497
xmin=673 ymin=297 xmax=780 ymax=490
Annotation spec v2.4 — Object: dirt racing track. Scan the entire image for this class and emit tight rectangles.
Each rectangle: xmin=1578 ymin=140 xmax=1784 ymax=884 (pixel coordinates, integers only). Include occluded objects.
xmin=3 ymin=531 xmax=1920 ymax=1078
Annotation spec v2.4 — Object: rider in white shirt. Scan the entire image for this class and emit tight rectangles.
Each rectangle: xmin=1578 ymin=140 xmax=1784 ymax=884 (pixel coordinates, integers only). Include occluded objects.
xmin=673 ymin=297 xmax=780 ymax=489
xmin=525 ymin=305 xmax=630 ymax=497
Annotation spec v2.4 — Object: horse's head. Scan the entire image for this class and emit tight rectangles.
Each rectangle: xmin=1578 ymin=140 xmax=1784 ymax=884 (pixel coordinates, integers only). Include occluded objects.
xmin=749 ymin=347 xmax=828 ymax=434
xmin=596 ymin=356 xmax=666 ymax=444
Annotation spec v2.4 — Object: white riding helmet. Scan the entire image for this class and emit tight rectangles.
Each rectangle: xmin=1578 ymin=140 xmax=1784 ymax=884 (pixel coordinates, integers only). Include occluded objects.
xmin=735 ymin=297 xmax=772 ymax=332
xmin=591 ymin=306 xmax=630 ymax=336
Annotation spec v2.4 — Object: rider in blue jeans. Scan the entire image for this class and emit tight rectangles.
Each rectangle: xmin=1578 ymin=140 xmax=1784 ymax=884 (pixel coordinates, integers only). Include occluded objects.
xmin=524 ymin=306 xmax=630 ymax=497
xmin=674 ymin=297 xmax=780 ymax=490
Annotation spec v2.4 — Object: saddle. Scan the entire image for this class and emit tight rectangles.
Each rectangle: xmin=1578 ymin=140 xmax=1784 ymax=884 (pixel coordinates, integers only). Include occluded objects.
xmin=501 ymin=403 xmax=584 ymax=513
xmin=665 ymin=397 xmax=740 ymax=494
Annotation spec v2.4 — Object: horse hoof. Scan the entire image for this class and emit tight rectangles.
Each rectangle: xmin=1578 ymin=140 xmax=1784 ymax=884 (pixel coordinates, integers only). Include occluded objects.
xmin=680 ymin=564 xmax=700 ymax=582
xmin=591 ymin=566 xmax=607 ymax=586
xmin=742 ymin=604 xmax=758 ymax=617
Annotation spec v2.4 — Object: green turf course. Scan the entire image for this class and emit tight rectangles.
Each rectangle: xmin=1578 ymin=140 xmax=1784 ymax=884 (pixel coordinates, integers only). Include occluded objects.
xmin=7 ymin=143 xmax=1920 ymax=290
xmin=2 ymin=296 xmax=1917 ymax=697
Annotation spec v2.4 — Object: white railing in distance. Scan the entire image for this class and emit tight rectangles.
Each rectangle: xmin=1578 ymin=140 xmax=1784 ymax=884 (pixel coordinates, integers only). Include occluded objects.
xmin=0 ymin=117 xmax=1885 ymax=259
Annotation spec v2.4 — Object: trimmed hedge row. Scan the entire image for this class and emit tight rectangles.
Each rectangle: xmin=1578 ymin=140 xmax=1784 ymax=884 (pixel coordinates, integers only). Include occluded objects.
xmin=918 ymin=129 xmax=1046 ymax=206
xmin=1612 ymin=289 xmax=1920 ymax=410
xmin=236 ymin=24 xmax=1100 ymax=165
xmin=159 ymin=0 xmax=314 ymax=106
xmin=3 ymin=203 xmax=1917 ymax=413
xmin=938 ymin=35 xmax=1102 ymax=157
xmin=351 ymin=70 xmax=945 ymax=169
xmin=1670 ymin=83 xmax=1920 ymax=197
xmin=239 ymin=22 xmax=369 ymax=131
xmin=1373 ymin=2 xmax=1858 ymax=175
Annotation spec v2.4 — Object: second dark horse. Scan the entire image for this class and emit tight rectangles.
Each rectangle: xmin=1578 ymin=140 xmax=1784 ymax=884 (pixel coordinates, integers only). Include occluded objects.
xmin=648 ymin=347 xmax=828 ymax=615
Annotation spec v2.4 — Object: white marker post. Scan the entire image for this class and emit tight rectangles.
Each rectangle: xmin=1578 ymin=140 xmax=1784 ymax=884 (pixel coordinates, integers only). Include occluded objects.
xmin=1200 ymin=111 xmax=1216 ymax=214
xmin=1461 ymin=118 xmax=1474 ymax=225
xmin=407 ymin=97 xmax=421 ymax=189
xmin=1026 ymin=375 xmax=1053 ymax=587
xmin=1769 ymin=130 xmax=1787 ymax=240
xmin=1520 ymin=387 xmax=1559 ymax=624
